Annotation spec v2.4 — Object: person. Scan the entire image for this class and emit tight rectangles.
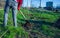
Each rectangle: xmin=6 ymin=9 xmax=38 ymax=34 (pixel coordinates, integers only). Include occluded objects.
xmin=3 ymin=0 xmax=23 ymax=27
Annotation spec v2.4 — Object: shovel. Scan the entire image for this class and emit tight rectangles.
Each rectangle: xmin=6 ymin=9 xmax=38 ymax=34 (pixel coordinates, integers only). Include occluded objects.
xmin=19 ymin=10 xmax=32 ymax=30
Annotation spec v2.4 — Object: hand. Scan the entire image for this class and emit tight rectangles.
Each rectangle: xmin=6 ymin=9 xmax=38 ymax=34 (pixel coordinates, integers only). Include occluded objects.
xmin=18 ymin=7 xmax=20 ymax=10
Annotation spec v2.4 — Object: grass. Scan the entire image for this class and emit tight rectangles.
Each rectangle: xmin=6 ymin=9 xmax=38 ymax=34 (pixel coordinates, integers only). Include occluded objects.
xmin=0 ymin=9 xmax=29 ymax=38
xmin=20 ymin=8 xmax=59 ymax=23
xmin=0 ymin=8 xmax=60 ymax=38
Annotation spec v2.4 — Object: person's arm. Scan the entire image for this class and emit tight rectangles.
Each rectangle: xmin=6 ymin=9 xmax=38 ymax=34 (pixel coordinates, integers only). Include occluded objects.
xmin=17 ymin=0 xmax=23 ymax=10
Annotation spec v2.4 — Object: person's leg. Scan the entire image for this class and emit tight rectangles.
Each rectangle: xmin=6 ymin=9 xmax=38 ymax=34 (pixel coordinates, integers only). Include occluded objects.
xmin=3 ymin=3 xmax=9 ymax=26
xmin=12 ymin=2 xmax=18 ymax=27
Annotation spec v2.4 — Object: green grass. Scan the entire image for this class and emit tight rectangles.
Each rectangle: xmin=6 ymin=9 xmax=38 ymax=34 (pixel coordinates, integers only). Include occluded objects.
xmin=0 ymin=8 xmax=60 ymax=38
xmin=0 ymin=9 xmax=29 ymax=38
xmin=19 ymin=8 xmax=59 ymax=22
